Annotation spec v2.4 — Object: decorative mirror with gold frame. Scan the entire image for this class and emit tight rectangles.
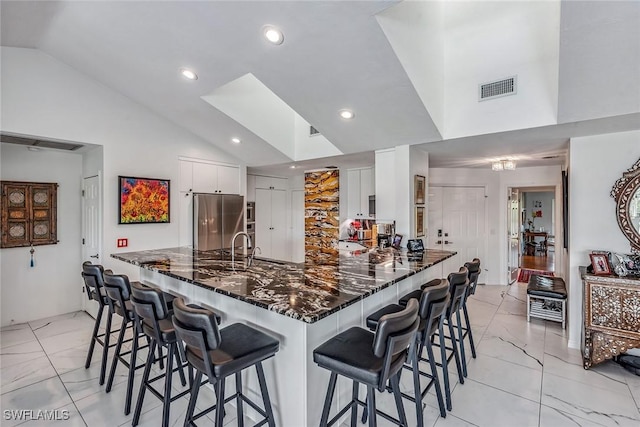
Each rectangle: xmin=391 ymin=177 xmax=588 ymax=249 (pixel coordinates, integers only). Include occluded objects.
xmin=611 ymin=158 xmax=640 ymax=254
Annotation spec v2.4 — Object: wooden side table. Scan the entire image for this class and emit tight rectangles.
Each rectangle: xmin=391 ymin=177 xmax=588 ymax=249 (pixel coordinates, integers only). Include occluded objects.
xmin=582 ymin=269 xmax=640 ymax=369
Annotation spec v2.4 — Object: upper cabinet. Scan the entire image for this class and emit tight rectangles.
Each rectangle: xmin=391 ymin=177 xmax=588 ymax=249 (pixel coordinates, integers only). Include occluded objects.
xmin=346 ymin=167 xmax=374 ymax=219
xmin=254 ymin=175 xmax=288 ymax=191
xmin=180 ymin=159 xmax=240 ymax=194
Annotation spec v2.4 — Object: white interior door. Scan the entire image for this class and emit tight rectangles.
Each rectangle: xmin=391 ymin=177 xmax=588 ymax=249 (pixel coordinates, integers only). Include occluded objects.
xmin=82 ymin=175 xmax=101 ymax=317
xmin=291 ymin=190 xmax=305 ymax=263
xmin=507 ymin=188 xmax=520 ymax=284
xmin=429 ymin=186 xmax=486 ymax=276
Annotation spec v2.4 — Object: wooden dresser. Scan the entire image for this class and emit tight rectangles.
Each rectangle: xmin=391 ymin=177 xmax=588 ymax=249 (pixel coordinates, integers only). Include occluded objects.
xmin=582 ymin=268 xmax=640 ymax=369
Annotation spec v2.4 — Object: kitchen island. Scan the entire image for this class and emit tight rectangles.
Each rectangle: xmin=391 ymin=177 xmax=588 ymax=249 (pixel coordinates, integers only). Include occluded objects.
xmin=112 ymin=246 xmax=457 ymax=426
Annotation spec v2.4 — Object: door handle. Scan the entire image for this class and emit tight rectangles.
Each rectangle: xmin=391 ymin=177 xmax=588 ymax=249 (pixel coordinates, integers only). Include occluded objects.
xmin=444 ymin=241 xmax=453 ymax=244
xmin=90 ymin=254 xmax=99 ymax=258
xmin=436 ymin=240 xmax=442 ymax=245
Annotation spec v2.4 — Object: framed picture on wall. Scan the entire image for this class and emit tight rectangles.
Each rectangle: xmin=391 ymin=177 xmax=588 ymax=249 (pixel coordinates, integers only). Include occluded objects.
xmin=416 ymin=206 xmax=425 ymax=237
xmin=118 ymin=176 xmax=170 ymax=224
xmin=415 ymin=175 xmax=425 ymax=205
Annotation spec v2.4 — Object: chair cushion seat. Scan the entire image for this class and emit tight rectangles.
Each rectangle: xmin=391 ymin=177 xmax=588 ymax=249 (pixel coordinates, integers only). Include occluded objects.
xmin=141 ymin=317 xmax=177 ymax=343
xmin=527 ymin=275 xmax=566 ymax=299
xmin=186 ymin=323 xmax=279 ymax=378
xmin=313 ymin=326 xmax=404 ymax=387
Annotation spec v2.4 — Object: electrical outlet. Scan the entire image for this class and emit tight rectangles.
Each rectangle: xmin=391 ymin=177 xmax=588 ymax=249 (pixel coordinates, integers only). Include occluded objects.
xmin=117 ymin=238 xmax=128 ymax=248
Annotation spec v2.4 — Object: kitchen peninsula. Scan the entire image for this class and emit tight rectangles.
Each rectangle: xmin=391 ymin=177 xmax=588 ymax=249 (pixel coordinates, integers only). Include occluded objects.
xmin=112 ymin=246 xmax=456 ymax=426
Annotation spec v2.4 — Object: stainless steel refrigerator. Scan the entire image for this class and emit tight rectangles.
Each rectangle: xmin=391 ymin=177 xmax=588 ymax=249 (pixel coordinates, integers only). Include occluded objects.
xmin=193 ymin=193 xmax=245 ymax=251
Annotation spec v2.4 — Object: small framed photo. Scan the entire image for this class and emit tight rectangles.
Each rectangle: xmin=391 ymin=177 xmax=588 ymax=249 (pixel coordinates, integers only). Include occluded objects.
xmin=415 ymin=175 xmax=425 ymax=205
xmin=590 ymin=253 xmax=611 ymax=275
xmin=416 ymin=206 xmax=425 ymax=237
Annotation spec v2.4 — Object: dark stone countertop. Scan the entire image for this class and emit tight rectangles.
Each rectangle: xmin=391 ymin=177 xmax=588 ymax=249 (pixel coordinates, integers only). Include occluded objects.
xmin=111 ymin=246 xmax=457 ymax=323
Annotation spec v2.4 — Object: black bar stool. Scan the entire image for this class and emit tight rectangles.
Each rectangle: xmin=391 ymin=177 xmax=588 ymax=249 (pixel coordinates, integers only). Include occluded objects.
xmin=364 ymin=280 xmax=450 ymax=426
xmin=172 ymin=297 xmax=280 ymax=427
xmin=460 ymin=259 xmax=481 ymax=363
xmin=313 ymin=299 xmax=419 ymax=427
xmin=81 ymin=262 xmax=118 ymax=385
xmin=130 ymin=282 xmax=189 ymax=427
xmin=401 ymin=269 xmax=468 ymax=410
xmin=103 ymin=271 xmax=149 ymax=415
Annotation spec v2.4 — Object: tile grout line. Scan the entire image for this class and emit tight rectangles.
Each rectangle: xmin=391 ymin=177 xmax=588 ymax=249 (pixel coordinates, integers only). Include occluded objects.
xmin=26 ymin=320 xmax=89 ymax=427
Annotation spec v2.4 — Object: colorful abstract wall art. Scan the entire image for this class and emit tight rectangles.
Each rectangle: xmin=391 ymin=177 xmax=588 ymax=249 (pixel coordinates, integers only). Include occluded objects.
xmin=118 ymin=176 xmax=170 ymax=224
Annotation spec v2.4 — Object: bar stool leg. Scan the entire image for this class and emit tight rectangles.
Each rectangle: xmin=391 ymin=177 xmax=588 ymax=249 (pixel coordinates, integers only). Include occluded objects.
xmin=106 ymin=317 xmax=127 ymax=393
xmin=455 ymin=310 xmax=468 ymax=378
xmin=162 ymin=342 xmax=175 ymax=427
xmin=348 ymin=380 xmax=358 ymax=427
xmin=426 ymin=336 xmax=446 ymax=418
xmin=463 ymin=304 xmax=477 ymax=358
xmin=236 ymin=372 xmax=244 ymax=427
xmin=184 ymin=370 xmax=203 ymax=427
xmin=366 ymin=386 xmax=377 ymax=427
xmin=125 ymin=320 xmax=141 ymax=415
xmin=438 ymin=321 xmax=452 ymax=411
xmin=174 ymin=345 xmax=187 ymax=387
xmin=85 ymin=305 xmax=103 ymax=369
xmin=447 ymin=319 xmax=464 ymax=384
xmin=256 ymin=362 xmax=276 ymax=427
xmin=132 ymin=340 xmax=156 ymax=427
xmin=390 ymin=374 xmax=407 ymax=427
xmin=411 ymin=339 xmax=424 ymax=427
xmin=99 ymin=308 xmax=112 ymax=385
xmin=320 ymin=372 xmax=337 ymax=427
xmin=214 ymin=378 xmax=226 ymax=427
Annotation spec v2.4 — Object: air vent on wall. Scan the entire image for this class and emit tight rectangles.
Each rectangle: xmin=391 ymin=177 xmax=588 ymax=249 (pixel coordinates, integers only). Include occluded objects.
xmin=0 ymin=133 xmax=83 ymax=151
xmin=479 ymin=76 xmax=517 ymax=101
xmin=309 ymin=125 xmax=320 ymax=137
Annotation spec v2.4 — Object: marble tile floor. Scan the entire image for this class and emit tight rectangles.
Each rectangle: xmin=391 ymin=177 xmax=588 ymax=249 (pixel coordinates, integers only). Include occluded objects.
xmin=1 ymin=281 xmax=639 ymax=427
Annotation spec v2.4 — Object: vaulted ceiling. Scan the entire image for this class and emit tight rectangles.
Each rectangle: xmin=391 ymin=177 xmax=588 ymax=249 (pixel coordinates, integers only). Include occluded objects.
xmin=1 ymin=1 xmax=639 ymax=173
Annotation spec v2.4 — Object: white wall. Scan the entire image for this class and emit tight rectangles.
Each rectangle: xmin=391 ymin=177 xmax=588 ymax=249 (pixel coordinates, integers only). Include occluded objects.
xmin=567 ymin=130 xmax=640 ymax=348
xmin=0 ymin=144 xmax=83 ymax=325
xmin=1 ymin=47 xmax=243 ymax=317
xmin=443 ymin=0 xmax=560 ymax=139
xmin=558 ymin=1 xmax=640 ymax=123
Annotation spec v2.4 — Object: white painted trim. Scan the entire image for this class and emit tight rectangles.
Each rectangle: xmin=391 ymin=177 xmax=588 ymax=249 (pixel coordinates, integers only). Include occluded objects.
xmin=178 ymin=155 xmax=240 ymax=167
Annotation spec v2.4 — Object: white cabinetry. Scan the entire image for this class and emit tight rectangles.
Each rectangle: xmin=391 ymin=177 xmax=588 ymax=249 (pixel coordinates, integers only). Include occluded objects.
xmin=255 ymin=175 xmax=288 ymax=191
xmin=346 ymin=167 xmax=374 ymax=219
xmin=180 ymin=159 xmax=240 ymax=194
xmin=255 ymin=188 xmax=288 ymax=261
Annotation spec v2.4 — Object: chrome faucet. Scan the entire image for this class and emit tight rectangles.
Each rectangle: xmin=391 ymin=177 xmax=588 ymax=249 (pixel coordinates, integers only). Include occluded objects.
xmin=231 ymin=231 xmax=252 ymax=271
xmin=248 ymin=246 xmax=261 ymax=267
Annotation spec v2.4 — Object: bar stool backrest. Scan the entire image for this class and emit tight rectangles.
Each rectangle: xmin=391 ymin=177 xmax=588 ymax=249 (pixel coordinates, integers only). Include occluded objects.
xmin=103 ymin=271 xmax=132 ymax=315
xmin=464 ymin=258 xmax=481 ymax=296
xmin=373 ymin=298 xmax=420 ymax=391
xmin=81 ymin=262 xmax=105 ymax=303
xmin=130 ymin=282 xmax=170 ymax=343
xmin=447 ymin=267 xmax=469 ymax=315
xmin=172 ymin=297 xmax=221 ymax=352
xmin=419 ymin=280 xmax=451 ymax=337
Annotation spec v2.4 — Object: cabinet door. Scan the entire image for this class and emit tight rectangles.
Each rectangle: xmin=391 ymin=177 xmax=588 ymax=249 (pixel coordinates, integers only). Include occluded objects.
xmin=192 ymin=162 xmax=217 ymax=193
xmin=346 ymin=169 xmax=361 ymax=218
xmin=255 ymin=189 xmax=272 ymax=258
xmin=246 ymin=174 xmax=256 ymax=202
xmin=255 ymin=176 xmax=274 ymax=189
xmin=271 ymin=177 xmax=288 ymax=191
xmin=217 ymin=165 xmax=240 ymax=194
xmin=179 ymin=160 xmax=193 ymax=192
xmin=360 ymin=168 xmax=373 ymax=218
xmin=269 ymin=189 xmax=289 ymax=261
xmin=179 ymin=192 xmax=193 ymax=246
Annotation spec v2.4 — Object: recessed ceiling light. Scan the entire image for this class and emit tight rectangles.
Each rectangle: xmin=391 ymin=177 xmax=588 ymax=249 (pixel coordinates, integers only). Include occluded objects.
xmin=290 ymin=165 xmax=296 ymax=169
xmin=231 ymin=137 xmax=241 ymax=144
xmin=339 ymin=109 xmax=355 ymax=120
xmin=263 ymin=25 xmax=284 ymax=45
xmin=179 ymin=68 xmax=198 ymax=80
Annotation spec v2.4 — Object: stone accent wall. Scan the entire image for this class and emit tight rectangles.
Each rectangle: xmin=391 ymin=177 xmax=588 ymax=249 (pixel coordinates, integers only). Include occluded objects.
xmin=305 ymin=170 xmax=339 ymax=265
